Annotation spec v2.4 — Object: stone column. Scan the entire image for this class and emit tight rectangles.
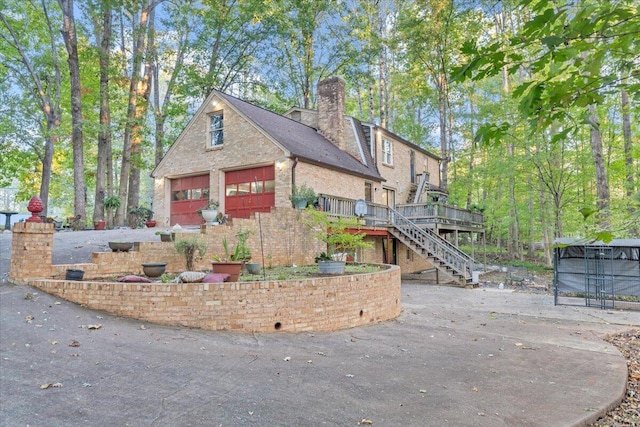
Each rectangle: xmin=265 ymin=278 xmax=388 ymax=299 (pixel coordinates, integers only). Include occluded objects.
xmin=9 ymin=222 xmax=54 ymax=285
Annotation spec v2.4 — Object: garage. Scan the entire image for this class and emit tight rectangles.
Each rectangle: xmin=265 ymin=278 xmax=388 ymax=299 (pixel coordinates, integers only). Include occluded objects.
xmin=225 ymin=165 xmax=275 ymax=219
xmin=170 ymin=174 xmax=210 ymax=225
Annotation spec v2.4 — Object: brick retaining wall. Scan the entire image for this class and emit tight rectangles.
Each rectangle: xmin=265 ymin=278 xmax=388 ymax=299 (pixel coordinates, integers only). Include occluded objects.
xmin=29 ymin=265 xmax=401 ymax=332
xmin=11 ymin=213 xmax=402 ymax=332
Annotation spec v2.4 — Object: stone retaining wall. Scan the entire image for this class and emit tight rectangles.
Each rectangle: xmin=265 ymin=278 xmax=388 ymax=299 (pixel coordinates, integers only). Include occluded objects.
xmin=29 ymin=265 xmax=401 ymax=332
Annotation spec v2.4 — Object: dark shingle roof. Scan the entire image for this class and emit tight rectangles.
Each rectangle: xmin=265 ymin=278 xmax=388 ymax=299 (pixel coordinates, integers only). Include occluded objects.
xmin=215 ymin=90 xmax=383 ymax=181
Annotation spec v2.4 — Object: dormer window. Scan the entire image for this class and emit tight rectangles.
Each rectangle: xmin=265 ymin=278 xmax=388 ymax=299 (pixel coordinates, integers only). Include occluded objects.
xmin=209 ymin=112 xmax=224 ymax=147
xmin=382 ymin=138 xmax=393 ymax=165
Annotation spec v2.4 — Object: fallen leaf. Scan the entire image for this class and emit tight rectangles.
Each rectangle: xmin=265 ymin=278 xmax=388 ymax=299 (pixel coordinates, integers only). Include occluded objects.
xmin=472 ymin=386 xmax=479 ymax=392
xmin=40 ymin=383 xmax=63 ymax=389
xmin=24 ymin=293 xmax=33 ymax=300
xmin=359 ymin=419 xmax=373 ymax=425
xmin=87 ymin=324 xmax=102 ymax=330
xmin=69 ymin=340 xmax=80 ymax=347
xmin=283 ymin=356 xmax=291 ymax=362
xmin=25 ymin=315 xmax=34 ymax=323
xmin=346 ymin=374 xmax=355 ymax=378
xmin=50 ymin=341 xmax=57 ymax=345
xmin=419 ymin=389 xmax=427 ymax=393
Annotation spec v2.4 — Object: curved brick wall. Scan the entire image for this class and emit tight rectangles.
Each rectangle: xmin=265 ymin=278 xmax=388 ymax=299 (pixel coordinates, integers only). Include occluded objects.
xmin=29 ymin=265 xmax=401 ymax=332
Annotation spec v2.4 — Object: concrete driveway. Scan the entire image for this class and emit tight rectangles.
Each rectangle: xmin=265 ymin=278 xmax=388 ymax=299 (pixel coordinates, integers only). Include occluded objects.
xmin=1 ymin=229 xmax=639 ymax=426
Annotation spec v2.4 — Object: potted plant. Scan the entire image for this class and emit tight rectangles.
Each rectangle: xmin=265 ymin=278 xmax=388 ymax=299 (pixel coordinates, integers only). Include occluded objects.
xmin=305 ymin=210 xmax=372 ymax=275
xmin=289 ymin=184 xmax=316 ymax=209
xmin=156 ymin=231 xmax=173 ymax=242
xmin=128 ymin=206 xmax=154 ymax=229
xmin=174 ymin=235 xmax=207 ymax=271
xmin=197 ymin=200 xmax=220 ymax=225
xmin=211 ymin=229 xmax=251 ymax=281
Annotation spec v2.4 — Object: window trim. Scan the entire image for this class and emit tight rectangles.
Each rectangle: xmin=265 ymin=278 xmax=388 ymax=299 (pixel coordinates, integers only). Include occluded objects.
xmin=209 ymin=111 xmax=224 ymax=148
xmin=382 ymin=138 xmax=393 ymax=165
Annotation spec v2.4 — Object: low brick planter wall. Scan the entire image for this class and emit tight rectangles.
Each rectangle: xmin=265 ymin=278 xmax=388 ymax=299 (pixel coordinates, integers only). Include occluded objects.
xmin=29 ymin=265 xmax=401 ymax=332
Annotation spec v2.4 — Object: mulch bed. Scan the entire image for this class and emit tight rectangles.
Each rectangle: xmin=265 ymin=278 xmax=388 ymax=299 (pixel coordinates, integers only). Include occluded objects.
xmin=590 ymin=330 xmax=640 ymax=426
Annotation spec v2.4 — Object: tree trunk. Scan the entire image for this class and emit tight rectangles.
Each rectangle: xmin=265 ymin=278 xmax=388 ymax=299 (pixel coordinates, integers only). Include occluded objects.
xmin=437 ymin=73 xmax=448 ymax=191
xmin=588 ymin=104 xmax=610 ymax=230
xmin=1 ymin=4 xmax=63 ymax=217
xmin=126 ymin=6 xmax=154 ymax=223
xmin=114 ymin=0 xmax=152 ymax=226
xmin=59 ymin=0 xmax=87 ymax=225
xmin=94 ymin=4 xmax=112 ymax=225
xmin=621 ymin=89 xmax=637 ymax=236
xmin=40 ymin=134 xmax=56 ymax=217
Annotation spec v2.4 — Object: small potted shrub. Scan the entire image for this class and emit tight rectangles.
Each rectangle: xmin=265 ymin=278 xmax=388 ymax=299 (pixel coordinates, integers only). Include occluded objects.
xmin=197 ymin=200 xmax=220 ymax=225
xmin=156 ymin=231 xmax=173 ymax=242
xmin=305 ymin=210 xmax=372 ymax=275
xmin=128 ymin=206 xmax=154 ymax=228
xmin=289 ymin=184 xmax=316 ymax=209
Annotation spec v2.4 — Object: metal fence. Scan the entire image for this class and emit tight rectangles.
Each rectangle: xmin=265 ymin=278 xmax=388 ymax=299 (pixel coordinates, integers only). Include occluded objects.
xmin=554 ymin=243 xmax=640 ymax=311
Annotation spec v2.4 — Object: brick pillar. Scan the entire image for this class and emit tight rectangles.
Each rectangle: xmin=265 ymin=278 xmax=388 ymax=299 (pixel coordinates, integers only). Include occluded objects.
xmin=9 ymin=222 xmax=54 ymax=285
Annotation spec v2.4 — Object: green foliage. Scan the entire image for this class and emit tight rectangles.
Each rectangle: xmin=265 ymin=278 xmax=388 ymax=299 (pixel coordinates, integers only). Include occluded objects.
xmin=196 ymin=199 xmax=219 ymax=216
xmin=174 ymin=235 xmax=207 ymax=271
xmin=304 ymin=209 xmax=372 ymax=261
xmin=128 ymin=206 xmax=153 ymax=228
xmin=290 ymin=184 xmax=316 ymax=205
xmin=454 ymin=0 xmax=640 ymax=130
xmin=104 ymin=196 xmax=121 ymax=211
xmin=213 ymin=229 xmax=252 ymax=262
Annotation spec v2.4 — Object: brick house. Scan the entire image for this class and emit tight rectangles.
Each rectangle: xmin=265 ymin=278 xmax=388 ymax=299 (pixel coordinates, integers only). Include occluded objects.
xmin=152 ymin=77 xmax=483 ymax=284
xmin=152 ymin=77 xmax=441 ymax=225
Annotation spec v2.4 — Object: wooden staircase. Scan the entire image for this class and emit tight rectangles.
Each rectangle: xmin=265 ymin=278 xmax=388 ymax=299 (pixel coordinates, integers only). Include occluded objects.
xmin=388 ymin=207 xmax=474 ymax=286
xmin=407 ymin=173 xmax=429 ymax=203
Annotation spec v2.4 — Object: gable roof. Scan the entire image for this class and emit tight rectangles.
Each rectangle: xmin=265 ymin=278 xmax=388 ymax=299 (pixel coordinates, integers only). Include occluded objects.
xmin=214 ymin=91 xmax=383 ymax=182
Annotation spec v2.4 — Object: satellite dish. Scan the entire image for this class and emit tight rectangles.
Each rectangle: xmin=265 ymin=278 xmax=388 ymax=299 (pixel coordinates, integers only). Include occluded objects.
xmin=354 ymin=199 xmax=367 ymax=217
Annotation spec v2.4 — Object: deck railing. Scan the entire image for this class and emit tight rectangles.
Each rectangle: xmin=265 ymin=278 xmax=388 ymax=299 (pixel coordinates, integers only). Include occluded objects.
xmin=396 ymin=203 xmax=484 ymax=228
xmin=317 ymin=194 xmax=483 ymax=229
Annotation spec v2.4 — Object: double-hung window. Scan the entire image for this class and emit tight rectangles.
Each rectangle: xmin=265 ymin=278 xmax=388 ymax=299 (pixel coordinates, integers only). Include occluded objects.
xmin=210 ymin=112 xmax=224 ymax=147
xmin=382 ymin=138 xmax=393 ymax=165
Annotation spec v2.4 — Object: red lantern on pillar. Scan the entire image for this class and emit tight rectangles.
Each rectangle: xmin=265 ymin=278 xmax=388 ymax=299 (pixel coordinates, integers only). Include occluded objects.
xmin=26 ymin=195 xmax=44 ymax=223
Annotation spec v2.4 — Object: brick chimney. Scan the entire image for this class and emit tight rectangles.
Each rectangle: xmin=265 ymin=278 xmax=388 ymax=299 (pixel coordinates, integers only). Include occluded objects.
xmin=316 ymin=76 xmax=345 ymax=150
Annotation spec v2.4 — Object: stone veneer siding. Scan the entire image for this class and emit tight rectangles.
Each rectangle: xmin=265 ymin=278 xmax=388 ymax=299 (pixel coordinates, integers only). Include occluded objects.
xmin=29 ymin=265 xmax=400 ymax=332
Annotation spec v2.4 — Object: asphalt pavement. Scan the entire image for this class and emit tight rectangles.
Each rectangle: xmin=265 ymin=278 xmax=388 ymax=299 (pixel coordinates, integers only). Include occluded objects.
xmin=1 ymin=228 xmax=639 ymax=426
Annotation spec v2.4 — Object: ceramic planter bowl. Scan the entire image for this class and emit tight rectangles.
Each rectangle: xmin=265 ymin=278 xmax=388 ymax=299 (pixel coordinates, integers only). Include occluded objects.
xmin=142 ymin=262 xmax=167 ymax=278
xmin=109 ymin=241 xmax=134 ymax=252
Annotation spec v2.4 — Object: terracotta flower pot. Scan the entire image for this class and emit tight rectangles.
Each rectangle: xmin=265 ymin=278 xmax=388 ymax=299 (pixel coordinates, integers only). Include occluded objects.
xmin=211 ymin=261 xmax=243 ymax=282
xmin=94 ymin=220 xmax=106 ymax=230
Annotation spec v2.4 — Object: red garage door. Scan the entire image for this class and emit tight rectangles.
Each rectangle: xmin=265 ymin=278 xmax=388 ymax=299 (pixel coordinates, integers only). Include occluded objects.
xmin=170 ymin=174 xmax=210 ymax=225
xmin=225 ymin=166 xmax=275 ymax=219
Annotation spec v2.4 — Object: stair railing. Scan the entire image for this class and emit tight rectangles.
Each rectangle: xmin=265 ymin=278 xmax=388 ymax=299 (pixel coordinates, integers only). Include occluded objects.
xmin=389 ymin=207 xmax=474 ymax=281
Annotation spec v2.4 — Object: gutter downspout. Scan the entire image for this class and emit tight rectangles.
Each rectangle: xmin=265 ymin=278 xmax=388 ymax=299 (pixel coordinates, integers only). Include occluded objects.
xmin=291 ymin=157 xmax=298 ymax=190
